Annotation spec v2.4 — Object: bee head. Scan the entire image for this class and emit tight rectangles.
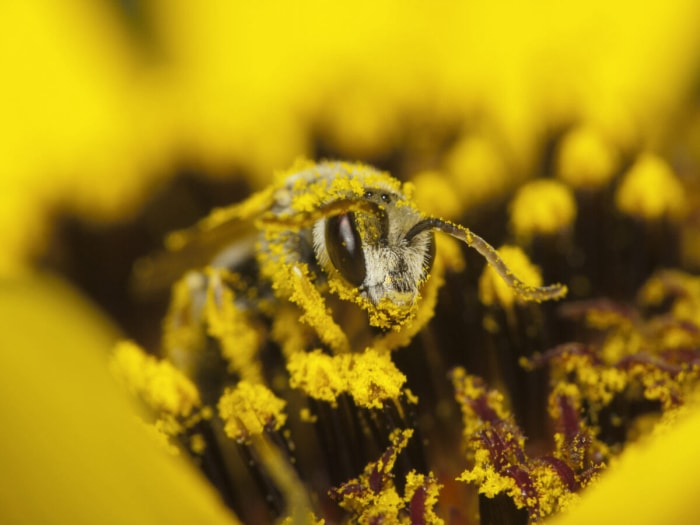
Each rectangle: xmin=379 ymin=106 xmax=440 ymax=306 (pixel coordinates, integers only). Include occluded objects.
xmin=312 ymin=182 xmax=567 ymax=327
xmin=314 ymin=192 xmax=436 ymax=310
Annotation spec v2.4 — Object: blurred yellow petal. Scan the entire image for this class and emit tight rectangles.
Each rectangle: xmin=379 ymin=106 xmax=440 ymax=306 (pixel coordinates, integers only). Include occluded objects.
xmin=0 ymin=3 xmax=168 ymax=217
xmin=0 ymin=274 xmax=238 ymax=524
xmin=0 ymin=2 xmax=171 ymax=272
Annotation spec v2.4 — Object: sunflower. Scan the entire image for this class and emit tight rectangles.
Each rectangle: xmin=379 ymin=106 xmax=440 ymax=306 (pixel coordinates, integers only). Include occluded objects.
xmin=2 ymin=2 xmax=700 ymax=524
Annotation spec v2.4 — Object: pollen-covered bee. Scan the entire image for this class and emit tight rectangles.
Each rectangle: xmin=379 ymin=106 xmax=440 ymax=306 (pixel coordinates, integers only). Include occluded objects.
xmin=134 ymin=160 xmax=566 ymax=357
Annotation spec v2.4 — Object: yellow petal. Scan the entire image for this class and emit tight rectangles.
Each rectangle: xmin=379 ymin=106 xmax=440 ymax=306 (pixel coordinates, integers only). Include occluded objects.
xmin=0 ymin=274 xmax=239 ymax=525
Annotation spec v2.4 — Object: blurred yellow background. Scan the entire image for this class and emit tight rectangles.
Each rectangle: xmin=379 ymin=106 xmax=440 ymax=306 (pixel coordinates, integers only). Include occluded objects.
xmin=2 ymin=0 xmax=700 ymax=274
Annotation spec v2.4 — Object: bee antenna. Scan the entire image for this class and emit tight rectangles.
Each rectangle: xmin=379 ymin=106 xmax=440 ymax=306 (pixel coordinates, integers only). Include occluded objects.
xmin=409 ymin=217 xmax=567 ymax=302
xmin=404 ymin=218 xmax=436 ymax=241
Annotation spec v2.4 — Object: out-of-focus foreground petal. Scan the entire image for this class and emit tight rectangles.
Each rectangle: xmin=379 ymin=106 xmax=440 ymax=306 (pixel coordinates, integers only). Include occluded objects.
xmin=0 ymin=274 xmax=238 ymax=525
xmin=547 ymin=406 xmax=700 ymax=525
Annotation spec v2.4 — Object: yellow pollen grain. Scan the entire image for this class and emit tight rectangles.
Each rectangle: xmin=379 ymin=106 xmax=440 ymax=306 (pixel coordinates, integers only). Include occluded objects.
xmin=575 ymin=365 xmax=627 ymax=407
xmin=217 ymin=381 xmax=287 ymax=442
xmin=332 ymin=429 xmax=413 ymax=522
xmin=639 ymin=271 xmax=700 ymax=331
xmin=615 ymin=154 xmax=687 ymax=221
xmin=556 ymin=126 xmax=619 ymax=189
xmin=403 ymin=471 xmax=444 ymax=525
xmin=111 ymin=340 xmax=201 ymax=418
xmin=344 ymin=348 xmax=407 ymax=409
xmin=190 ymin=433 xmax=207 ymax=455
xmin=660 ymin=324 xmax=699 ymax=350
xmin=287 ymin=350 xmax=345 ymax=407
xmin=532 ymin=463 xmax=579 ymax=516
xmin=299 ymin=408 xmax=318 ymax=423
xmin=478 ymin=245 xmax=543 ymax=309
xmin=203 ymin=270 xmax=262 ymax=382
xmin=599 ymin=333 xmax=634 ymax=364
xmin=287 ymin=348 xmax=407 ymax=409
xmin=326 ymin=267 xmax=418 ymax=331
xmin=458 ymin=465 xmax=517 ymax=500
xmin=637 ymin=273 xmax=669 ymax=306
xmin=509 ymin=179 xmax=577 ymax=241
xmin=584 ymin=308 xmax=633 ymax=331
xmin=270 ymin=305 xmax=316 ymax=358
xmin=286 ymin=264 xmax=350 ymax=353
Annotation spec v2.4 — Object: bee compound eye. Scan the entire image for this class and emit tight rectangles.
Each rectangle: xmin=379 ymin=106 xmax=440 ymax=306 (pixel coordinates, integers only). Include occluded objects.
xmin=325 ymin=212 xmax=367 ymax=286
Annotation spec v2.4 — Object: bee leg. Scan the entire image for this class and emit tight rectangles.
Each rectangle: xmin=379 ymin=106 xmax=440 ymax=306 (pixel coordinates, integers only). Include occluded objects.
xmin=162 ymin=270 xmax=211 ymax=378
xmin=280 ymin=263 xmax=351 ymax=354
xmin=209 ymin=233 xmax=258 ymax=271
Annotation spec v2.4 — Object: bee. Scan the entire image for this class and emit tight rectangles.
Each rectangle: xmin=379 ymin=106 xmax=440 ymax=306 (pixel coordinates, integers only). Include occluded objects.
xmin=134 ymin=160 xmax=566 ymax=355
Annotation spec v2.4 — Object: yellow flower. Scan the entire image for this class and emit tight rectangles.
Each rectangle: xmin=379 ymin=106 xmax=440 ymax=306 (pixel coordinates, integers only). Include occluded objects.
xmin=3 ymin=1 xmax=700 ymax=524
